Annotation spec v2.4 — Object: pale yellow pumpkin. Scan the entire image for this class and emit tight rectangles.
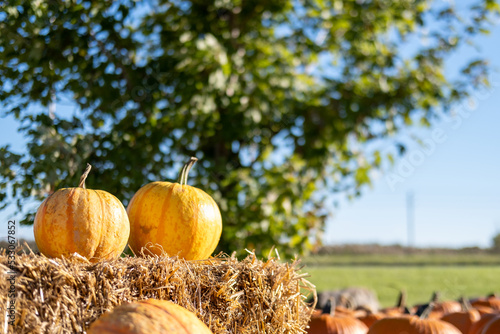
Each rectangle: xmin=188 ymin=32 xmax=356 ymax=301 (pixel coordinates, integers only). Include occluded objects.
xmin=127 ymin=157 xmax=222 ymax=260
xmin=34 ymin=164 xmax=130 ymax=262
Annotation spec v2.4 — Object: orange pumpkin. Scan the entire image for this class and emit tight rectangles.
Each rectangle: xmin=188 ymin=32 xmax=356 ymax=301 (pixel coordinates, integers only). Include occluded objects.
xmin=413 ymin=292 xmax=461 ymax=319
xmin=34 ymin=164 xmax=129 ymax=262
xmin=127 ymin=157 xmax=222 ymax=260
xmin=468 ymin=313 xmax=500 ymax=334
xmin=470 ymin=294 xmax=500 ymax=312
xmin=307 ymin=312 xmax=368 ymax=334
xmin=440 ymin=298 xmax=480 ymax=334
xmin=358 ymin=311 xmax=385 ymax=328
xmin=473 ymin=305 xmax=498 ymax=315
xmin=368 ymin=303 xmax=462 ymax=334
xmin=436 ymin=301 xmax=462 ymax=316
xmin=381 ymin=290 xmax=409 ymax=316
xmin=307 ymin=298 xmax=368 ymax=334
xmin=88 ymin=299 xmax=213 ymax=334
xmin=480 ymin=315 xmax=500 ymax=334
xmin=367 ymin=316 xmax=461 ymax=334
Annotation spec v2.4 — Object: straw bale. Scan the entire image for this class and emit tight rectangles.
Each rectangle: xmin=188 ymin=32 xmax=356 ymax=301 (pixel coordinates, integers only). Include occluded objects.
xmin=0 ymin=249 xmax=316 ymax=334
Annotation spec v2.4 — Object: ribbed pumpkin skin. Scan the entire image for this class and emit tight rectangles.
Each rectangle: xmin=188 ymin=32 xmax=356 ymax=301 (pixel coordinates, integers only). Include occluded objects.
xmin=88 ymin=299 xmax=213 ymax=334
xmin=127 ymin=181 xmax=222 ymax=260
xmin=34 ymin=188 xmax=130 ymax=262
xmin=307 ymin=314 xmax=368 ymax=334
xmin=367 ymin=316 xmax=462 ymax=334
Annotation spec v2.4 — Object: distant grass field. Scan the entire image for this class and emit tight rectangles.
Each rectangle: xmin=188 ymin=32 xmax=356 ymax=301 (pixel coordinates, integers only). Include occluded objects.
xmin=302 ymin=265 xmax=500 ymax=307
xmin=301 ymin=252 xmax=500 ymax=307
xmin=302 ymin=253 xmax=500 ymax=266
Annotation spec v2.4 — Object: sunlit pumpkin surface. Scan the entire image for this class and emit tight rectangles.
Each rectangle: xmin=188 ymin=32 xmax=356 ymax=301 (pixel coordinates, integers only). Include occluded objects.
xmin=34 ymin=187 xmax=130 ymax=262
xmin=88 ymin=299 xmax=213 ymax=334
xmin=127 ymin=181 xmax=222 ymax=260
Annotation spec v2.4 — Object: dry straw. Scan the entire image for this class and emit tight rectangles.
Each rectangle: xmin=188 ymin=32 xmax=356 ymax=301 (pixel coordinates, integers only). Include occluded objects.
xmin=0 ymin=246 xmax=316 ymax=334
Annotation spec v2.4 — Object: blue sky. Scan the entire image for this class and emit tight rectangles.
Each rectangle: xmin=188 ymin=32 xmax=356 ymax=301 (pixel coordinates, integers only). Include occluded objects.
xmin=1 ymin=1 xmax=500 ymax=248
xmin=324 ymin=12 xmax=500 ymax=247
xmin=324 ymin=86 xmax=500 ymax=247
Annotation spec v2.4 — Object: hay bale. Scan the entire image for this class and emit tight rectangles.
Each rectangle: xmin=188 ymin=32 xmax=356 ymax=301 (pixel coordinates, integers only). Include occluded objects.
xmin=0 ymin=250 xmax=315 ymax=333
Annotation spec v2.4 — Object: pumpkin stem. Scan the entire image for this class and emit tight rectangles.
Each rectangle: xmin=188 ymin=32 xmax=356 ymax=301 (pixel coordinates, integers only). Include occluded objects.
xmin=328 ymin=297 xmax=336 ymax=317
xmin=459 ymin=296 xmax=472 ymax=311
xmin=420 ymin=302 xmax=435 ymax=319
xmin=178 ymin=164 xmax=188 ymax=184
xmin=178 ymin=157 xmax=198 ymax=185
xmin=396 ymin=290 xmax=407 ymax=309
xmin=78 ymin=163 xmax=92 ymax=189
xmin=431 ymin=291 xmax=440 ymax=303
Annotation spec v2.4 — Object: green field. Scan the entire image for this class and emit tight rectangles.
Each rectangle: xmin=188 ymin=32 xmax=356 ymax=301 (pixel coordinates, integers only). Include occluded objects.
xmin=301 ymin=253 xmax=500 ymax=307
xmin=302 ymin=253 xmax=500 ymax=266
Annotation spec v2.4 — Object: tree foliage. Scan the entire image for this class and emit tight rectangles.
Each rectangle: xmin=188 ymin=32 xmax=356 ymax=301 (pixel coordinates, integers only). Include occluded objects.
xmin=0 ymin=0 xmax=498 ymax=257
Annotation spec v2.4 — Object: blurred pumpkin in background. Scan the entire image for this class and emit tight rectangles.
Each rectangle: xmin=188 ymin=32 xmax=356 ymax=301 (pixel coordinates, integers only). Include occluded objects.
xmin=440 ymin=297 xmax=480 ymax=334
xmin=307 ymin=299 xmax=368 ymax=334
xmin=468 ymin=313 xmax=500 ymax=334
xmin=470 ymin=294 xmax=500 ymax=312
xmin=368 ymin=304 xmax=461 ymax=334
xmin=479 ymin=315 xmax=500 ymax=334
